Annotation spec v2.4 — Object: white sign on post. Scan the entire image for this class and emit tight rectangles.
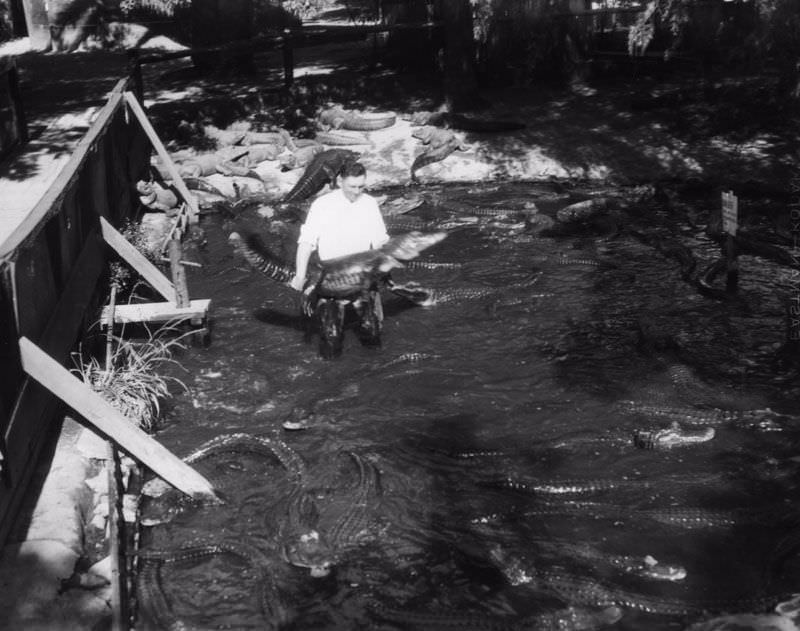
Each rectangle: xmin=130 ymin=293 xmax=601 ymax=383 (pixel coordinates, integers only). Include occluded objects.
xmin=722 ymin=190 xmax=738 ymax=235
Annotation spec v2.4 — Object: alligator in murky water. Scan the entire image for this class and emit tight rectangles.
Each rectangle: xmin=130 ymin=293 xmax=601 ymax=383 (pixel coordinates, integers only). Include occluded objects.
xmin=389 ymin=273 xmax=544 ymax=307
xmin=140 ymin=433 xmax=305 ymax=526
xmin=474 ymin=500 xmax=762 ymax=532
xmin=137 ymin=536 xmax=282 ymax=630
xmin=489 ymin=476 xmax=647 ymax=496
xmin=370 ymin=602 xmax=621 ymax=630
xmin=497 ymin=563 xmax=784 ymax=618
xmin=490 ymin=541 xmax=686 ymax=584
xmin=618 ymin=401 xmax=791 ymax=431
xmin=280 ymin=452 xmax=382 ymax=577
xmin=633 ymin=422 xmax=716 ymax=449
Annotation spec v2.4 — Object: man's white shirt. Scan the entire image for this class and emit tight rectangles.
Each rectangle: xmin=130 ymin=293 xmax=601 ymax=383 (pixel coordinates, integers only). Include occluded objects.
xmin=297 ymin=189 xmax=389 ymax=261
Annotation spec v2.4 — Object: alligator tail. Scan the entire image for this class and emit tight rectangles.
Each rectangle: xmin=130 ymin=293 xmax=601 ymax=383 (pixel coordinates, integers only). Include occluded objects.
xmin=229 ymin=231 xmax=295 ymax=284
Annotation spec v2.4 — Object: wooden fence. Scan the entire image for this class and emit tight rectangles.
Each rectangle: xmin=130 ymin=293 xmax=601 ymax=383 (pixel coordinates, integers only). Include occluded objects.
xmin=0 ymin=75 xmax=150 ymax=548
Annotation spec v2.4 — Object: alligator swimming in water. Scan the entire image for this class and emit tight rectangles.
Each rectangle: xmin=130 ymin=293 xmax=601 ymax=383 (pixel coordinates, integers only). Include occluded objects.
xmin=281 ymin=148 xmax=360 ymax=204
xmin=281 ymin=452 xmax=381 ymax=576
xmin=369 ymin=602 xmax=621 ymax=630
xmin=140 ymin=433 xmax=305 ymax=526
xmin=618 ymin=401 xmax=791 ymax=431
xmin=497 ymin=563 xmax=785 ymax=618
xmin=473 ymin=500 xmax=761 ymax=532
xmin=137 ymin=536 xmax=282 ymax=630
xmin=633 ymin=422 xmax=716 ymax=449
xmin=388 ymin=273 xmax=545 ymax=307
xmin=489 ymin=541 xmax=686 ymax=584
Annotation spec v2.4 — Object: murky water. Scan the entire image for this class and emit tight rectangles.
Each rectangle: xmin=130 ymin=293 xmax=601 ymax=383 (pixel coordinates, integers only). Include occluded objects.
xmin=136 ymin=182 xmax=800 ymax=630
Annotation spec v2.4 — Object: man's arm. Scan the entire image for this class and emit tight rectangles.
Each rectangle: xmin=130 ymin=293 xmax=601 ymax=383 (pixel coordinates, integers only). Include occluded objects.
xmin=290 ymin=241 xmax=314 ymax=291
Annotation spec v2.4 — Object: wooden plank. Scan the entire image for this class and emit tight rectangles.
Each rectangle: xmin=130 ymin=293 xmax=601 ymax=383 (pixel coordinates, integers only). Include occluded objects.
xmin=19 ymin=337 xmax=218 ymax=500
xmin=122 ymin=91 xmax=200 ymax=222
xmin=101 ymin=299 xmax=210 ymax=325
xmin=4 ymin=229 xmax=105 ymax=480
xmin=168 ymin=240 xmax=190 ymax=308
xmin=100 ymin=217 xmax=176 ymax=303
xmin=0 ymin=78 xmax=130 ymax=261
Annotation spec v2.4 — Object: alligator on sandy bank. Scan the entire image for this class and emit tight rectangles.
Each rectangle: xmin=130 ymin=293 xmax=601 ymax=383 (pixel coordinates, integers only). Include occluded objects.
xmin=203 ymin=124 xmax=296 ymax=150
xmin=403 ymin=110 xmax=526 ymax=132
xmin=153 ymin=147 xmax=265 ymax=181
xmin=314 ymin=129 xmax=373 ymax=146
xmin=410 ymin=133 xmax=469 ymax=183
xmin=281 ymin=148 xmax=360 ymax=204
xmin=228 ymin=229 xmax=448 ymax=312
xmin=318 ymin=106 xmax=397 ymax=131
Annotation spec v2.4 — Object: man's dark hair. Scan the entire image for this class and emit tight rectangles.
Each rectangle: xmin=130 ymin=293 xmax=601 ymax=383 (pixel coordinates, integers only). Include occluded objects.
xmin=341 ymin=161 xmax=366 ymax=179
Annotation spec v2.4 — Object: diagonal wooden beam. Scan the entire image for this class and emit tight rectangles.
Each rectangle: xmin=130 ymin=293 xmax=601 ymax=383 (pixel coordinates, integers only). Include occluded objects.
xmin=19 ymin=336 xmax=217 ymax=501
xmin=99 ymin=217 xmax=176 ymax=303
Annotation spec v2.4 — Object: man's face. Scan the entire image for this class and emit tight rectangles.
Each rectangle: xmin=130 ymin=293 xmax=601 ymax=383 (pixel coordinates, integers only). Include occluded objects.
xmin=340 ymin=174 xmax=366 ymax=202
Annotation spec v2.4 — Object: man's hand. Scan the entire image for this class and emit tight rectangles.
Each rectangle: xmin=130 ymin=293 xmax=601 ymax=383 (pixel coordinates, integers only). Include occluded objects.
xmin=289 ymin=273 xmax=306 ymax=292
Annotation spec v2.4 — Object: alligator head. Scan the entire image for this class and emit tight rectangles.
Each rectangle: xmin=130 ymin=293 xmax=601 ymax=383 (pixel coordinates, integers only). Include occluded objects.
xmin=281 ymin=530 xmax=336 ymax=577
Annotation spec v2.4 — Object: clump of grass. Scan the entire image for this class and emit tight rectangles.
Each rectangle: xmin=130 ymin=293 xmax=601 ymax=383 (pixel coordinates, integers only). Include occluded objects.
xmin=72 ymin=323 xmax=191 ymax=432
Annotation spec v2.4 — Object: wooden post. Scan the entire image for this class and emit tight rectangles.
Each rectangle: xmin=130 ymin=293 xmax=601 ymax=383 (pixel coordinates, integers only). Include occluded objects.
xmin=122 ymin=91 xmax=200 ymax=223
xmin=107 ymin=443 xmax=124 ymax=631
xmin=282 ymin=29 xmax=294 ymax=88
xmin=168 ymin=239 xmax=190 ymax=309
xmin=721 ymin=190 xmax=739 ymax=292
xmin=19 ymin=337 xmax=218 ymax=500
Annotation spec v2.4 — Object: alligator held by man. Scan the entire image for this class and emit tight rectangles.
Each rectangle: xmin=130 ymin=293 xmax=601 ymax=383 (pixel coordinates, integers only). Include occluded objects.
xmin=281 ymin=148 xmax=360 ymax=204
xmin=228 ymin=229 xmax=448 ymax=312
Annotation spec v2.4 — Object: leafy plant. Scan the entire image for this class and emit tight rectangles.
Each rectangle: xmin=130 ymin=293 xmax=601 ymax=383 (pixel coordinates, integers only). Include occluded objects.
xmin=72 ymin=323 xmax=191 ymax=432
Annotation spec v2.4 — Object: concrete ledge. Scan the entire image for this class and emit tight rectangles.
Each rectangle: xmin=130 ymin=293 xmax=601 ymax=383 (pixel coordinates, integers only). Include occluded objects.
xmin=0 ymin=418 xmax=112 ymax=630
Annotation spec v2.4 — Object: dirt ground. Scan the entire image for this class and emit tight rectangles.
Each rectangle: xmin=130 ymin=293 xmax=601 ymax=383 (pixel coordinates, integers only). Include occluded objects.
xmin=5 ymin=26 xmax=799 ymax=196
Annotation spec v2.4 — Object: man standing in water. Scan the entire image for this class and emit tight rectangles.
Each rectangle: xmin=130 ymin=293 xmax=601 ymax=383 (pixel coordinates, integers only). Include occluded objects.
xmin=290 ymin=161 xmax=390 ymax=358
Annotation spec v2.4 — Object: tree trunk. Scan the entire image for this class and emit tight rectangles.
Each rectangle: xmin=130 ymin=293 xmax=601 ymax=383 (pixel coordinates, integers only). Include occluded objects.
xmin=191 ymin=0 xmax=255 ymax=75
xmin=438 ymin=0 xmax=484 ymax=112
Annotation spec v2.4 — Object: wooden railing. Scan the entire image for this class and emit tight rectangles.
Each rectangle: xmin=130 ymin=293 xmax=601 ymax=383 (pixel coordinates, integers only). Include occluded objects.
xmin=0 ymin=75 xmax=150 ymax=549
